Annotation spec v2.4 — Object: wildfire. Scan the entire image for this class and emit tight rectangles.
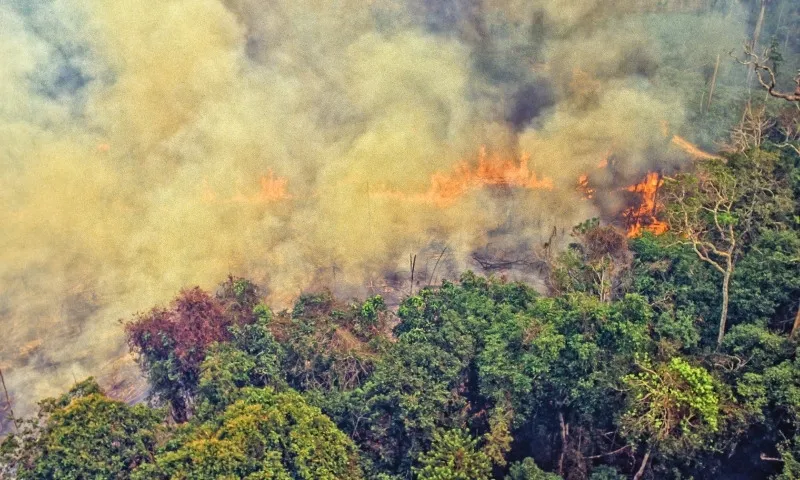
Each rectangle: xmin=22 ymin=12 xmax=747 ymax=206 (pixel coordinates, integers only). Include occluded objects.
xmin=577 ymin=174 xmax=594 ymax=199
xmin=202 ymin=170 xmax=290 ymax=205
xmin=624 ymin=172 xmax=668 ymax=238
xmin=231 ymin=171 xmax=291 ymax=204
xmin=617 ymin=129 xmax=717 ymax=237
xmin=671 ymin=135 xmax=722 ymax=161
xmin=373 ymin=147 xmax=553 ymax=207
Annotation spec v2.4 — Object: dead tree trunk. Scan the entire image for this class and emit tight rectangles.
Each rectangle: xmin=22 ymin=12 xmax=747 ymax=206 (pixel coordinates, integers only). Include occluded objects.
xmin=718 ymin=259 xmax=733 ymax=346
xmin=747 ymin=0 xmax=767 ymax=91
xmin=409 ymin=254 xmax=417 ymax=296
xmin=0 ymin=368 xmax=18 ymax=432
xmin=558 ymin=411 xmax=569 ymax=477
xmin=633 ymin=448 xmax=652 ymax=480
xmin=791 ymin=300 xmax=800 ymax=339
xmin=706 ymin=53 xmax=721 ymax=113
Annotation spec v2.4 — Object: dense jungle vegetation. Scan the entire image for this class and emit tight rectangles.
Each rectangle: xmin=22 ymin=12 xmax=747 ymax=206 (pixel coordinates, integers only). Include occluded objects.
xmin=1 ymin=103 xmax=799 ymax=479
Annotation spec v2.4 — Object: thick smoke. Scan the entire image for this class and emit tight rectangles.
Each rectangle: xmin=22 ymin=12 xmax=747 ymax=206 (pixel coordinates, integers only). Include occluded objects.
xmin=1 ymin=0 xmax=750 ymax=417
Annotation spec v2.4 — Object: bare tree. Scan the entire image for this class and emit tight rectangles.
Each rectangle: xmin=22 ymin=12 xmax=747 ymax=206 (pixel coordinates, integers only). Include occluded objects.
xmin=663 ymin=164 xmax=739 ymax=346
xmin=726 ymin=103 xmax=775 ymax=154
xmin=736 ymin=44 xmax=800 ymax=103
xmin=775 ymin=107 xmax=800 ymax=155
xmin=736 ymin=47 xmax=800 ymax=340
xmin=0 ymin=367 xmax=18 ymax=432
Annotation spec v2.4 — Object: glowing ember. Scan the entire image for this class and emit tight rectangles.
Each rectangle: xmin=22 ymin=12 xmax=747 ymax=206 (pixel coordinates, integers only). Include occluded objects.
xmin=373 ymin=147 xmax=553 ymax=206
xmin=624 ymin=172 xmax=668 ymax=237
xmin=671 ymin=135 xmax=722 ymax=161
xmin=577 ymin=174 xmax=594 ymax=199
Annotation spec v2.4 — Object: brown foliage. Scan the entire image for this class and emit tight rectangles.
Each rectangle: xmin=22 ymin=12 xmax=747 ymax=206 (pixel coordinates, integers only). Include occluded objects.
xmin=125 ymin=287 xmax=231 ymax=378
xmin=583 ymin=226 xmax=631 ymax=264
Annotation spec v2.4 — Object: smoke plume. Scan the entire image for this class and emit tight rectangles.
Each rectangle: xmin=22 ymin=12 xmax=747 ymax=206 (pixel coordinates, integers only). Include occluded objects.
xmin=0 ymin=0 xmax=753 ymax=417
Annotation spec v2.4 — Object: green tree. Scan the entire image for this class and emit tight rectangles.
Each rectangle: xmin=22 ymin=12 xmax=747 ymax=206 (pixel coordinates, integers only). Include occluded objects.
xmin=0 ymin=379 xmax=162 ymax=480
xmin=135 ymin=387 xmax=363 ymax=480
xmin=277 ymin=291 xmax=390 ymax=392
xmin=662 ymin=150 xmax=792 ymax=345
xmin=621 ymin=357 xmax=721 ymax=477
xmin=505 ymin=458 xmax=562 ymax=480
xmin=195 ymin=304 xmax=286 ymax=419
xmin=414 ymin=429 xmax=492 ymax=480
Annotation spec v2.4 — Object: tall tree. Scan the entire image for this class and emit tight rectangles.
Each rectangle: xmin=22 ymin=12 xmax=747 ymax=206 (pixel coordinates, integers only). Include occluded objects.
xmin=662 ymin=150 xmax=790 ymax=345
xmin=662 ymin=160 xmax=740 ymax=346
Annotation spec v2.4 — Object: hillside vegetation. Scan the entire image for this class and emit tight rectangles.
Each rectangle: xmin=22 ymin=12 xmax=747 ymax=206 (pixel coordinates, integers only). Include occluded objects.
xmin=1 ymin=112 xmax=800 ymax=479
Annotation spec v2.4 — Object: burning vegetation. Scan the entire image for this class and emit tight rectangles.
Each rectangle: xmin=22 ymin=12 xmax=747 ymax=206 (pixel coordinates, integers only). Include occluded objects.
xmin=2 ymin=0 xmax=800 ymax=478
xmin=0 ymin=0 xmax=784 ymax=446
xmin=624 ymin=172 xmax=668 ymax=237
xmin=372 ymin=147 xmax=553 ymax=206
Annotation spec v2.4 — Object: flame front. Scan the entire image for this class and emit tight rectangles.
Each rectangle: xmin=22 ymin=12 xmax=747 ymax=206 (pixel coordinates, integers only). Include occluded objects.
xmin=671 ymin=135 xmax=722 ymax=161
xmin=624 ymin=172 xmax=668 ymax=237
xmin=374 ymin=147 xmax=553 ymax=206
xmin=202 ymin=170 xmax=290 ymax=205
xmin=231 ymin=171 xmax=291 ymax=204
xmin=577 ymin=174 xmax=594 ymax=199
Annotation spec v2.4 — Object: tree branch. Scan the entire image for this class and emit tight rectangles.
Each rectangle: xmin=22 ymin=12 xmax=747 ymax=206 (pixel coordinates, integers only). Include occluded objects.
xmin=734 ymin=46 xmax=800 ymax=103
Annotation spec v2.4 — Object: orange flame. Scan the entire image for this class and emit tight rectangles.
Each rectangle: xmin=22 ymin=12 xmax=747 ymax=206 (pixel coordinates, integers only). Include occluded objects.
xmin=231 ymin=171 xmax=290 ymax=204
xmin=624 ymin=172 xmax=668 ymax=237
xmin=202 ymin=170 xmax=290 ymax=205
xmin=373 ymin=147 xmax=553 ymax=206
xmin=671 ymin=135 xmax=722 ymax=161
xmin=577 ymin=174 xmax=594 ymax=199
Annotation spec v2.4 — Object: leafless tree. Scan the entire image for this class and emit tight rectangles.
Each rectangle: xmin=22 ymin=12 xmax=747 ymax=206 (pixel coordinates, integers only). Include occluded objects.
xmin=736 ymin=44 xmax=800 ymax=103
xmin=663 ymin=165 xmax=738 ymax=346
xmin=735 ymin=46 xmax=800 ymax=340
xmin=774 ymin=107 xmax=800 ymax=155
xmin=726 ymin=103 xmax=775 ymax=154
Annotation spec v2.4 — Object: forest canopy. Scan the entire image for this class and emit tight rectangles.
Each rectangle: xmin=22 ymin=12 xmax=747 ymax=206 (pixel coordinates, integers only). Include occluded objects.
xmin=1 ymin=116 xmax=798 ymax=478
xmin=2 ymin=1 xmax=800 ymax=479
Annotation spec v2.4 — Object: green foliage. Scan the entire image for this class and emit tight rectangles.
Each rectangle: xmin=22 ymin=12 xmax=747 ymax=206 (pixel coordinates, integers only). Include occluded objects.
xmin=361 ymin=295 xmax=386 ymax=327
xmin=629 ymin=232 xmax=716 ymax=348
xmin=352 ymin=274 xmax=545 ymax=473
xmin=587 ymin=465 xmax=625 ymax=480
xmin=505 ymin=458 xmax=562 ymax=480
xmin=6 ymin=134 xmax=800 ymax=480
xmin=731 ymin=229 xmax=800 ymax=327
xmin=414 ymin=429 xmax=492 ymax=480
xmin=1 ymin=379 xmax=162 ymax=480
xmin=278 ymin=290 xmax=389 ymax=392
xmin=135 ymin=387 xmax=363 ymax=480
xmin=621 ymin=356 xmax=720 ymax=455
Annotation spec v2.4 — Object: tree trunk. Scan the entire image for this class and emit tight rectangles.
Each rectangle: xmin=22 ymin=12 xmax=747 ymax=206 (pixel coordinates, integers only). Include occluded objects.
xmin=747 ymin=0 xmax=767 ymax=91
xmin=633 ymin=448 xmax=651 ymax=480
xmin=0 ymin=368 xmax=18 ymax=432
xmin=752 ymin=0 xmax=766 ymax=52
xmin=791 ymin=300 xmax=800 ymax=339
xmin=706 ymin=53 xmax=720 ymax=113
xmin=717 ymin=263 xmax=732 ymax=347
xmin=558 ymin=411 xmax=569 ymax=477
